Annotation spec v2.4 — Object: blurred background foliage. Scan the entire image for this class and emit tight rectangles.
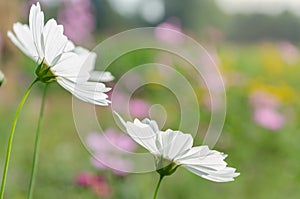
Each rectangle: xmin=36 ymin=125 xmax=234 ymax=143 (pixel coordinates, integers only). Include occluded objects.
xmin=1 ymin=0 xmax=300 ymax=199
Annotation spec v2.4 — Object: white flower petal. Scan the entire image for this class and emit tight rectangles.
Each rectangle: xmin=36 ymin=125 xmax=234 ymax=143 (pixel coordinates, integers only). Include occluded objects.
xmin=52 ymin=49 xmax=98 ymax=82
xmin=7 ymin=31 xmax=33 ymax=60
xmin=64 ymin=40 xmax=75 ymax=52
xmin=57 ymin=78 xmax=111 ymax=106
xmin=73 ymin=46 xmax=90 ymax=55
xmin=52 ymin=52 xmax=89 ymax=82
xmin=29 ymin=2 xmax=44 ymax=58
xmin=73 ymin=47 xmax=114 ymax=82
xmin=182 ymin=152 xmax=228 ymax=170
xmin=185 ymin=165 xmax=239 ymax=182
xmin=11 ymin=23 xmax=38 ymax=59
xmin=174 ymin=146 xmax=210 ymax=163
xmin=74 ymin=81 xmax=111 ymax=93
xmin=80 ymin=51 xmax=97 ymax=74
xmin=158 ymin=130 xmax=193 ymax=160
xmin=179 ymin=147 xmax=239 ymax=182
xmin=71 ymin=47 xmax=97 ymax=74
xmin=125 ymin=119 xmax=160 ymax=155
xmin=89 ymin=71 xmax=115 ymax=82
xmin=141 ymin=118 xmax=160 ymax=133
xmin=43 ymin=19 xmax=68 ymax=65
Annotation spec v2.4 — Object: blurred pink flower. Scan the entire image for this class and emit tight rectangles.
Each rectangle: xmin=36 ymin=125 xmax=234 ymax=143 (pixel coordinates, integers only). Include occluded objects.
xmin=278 ymin=41 xmax=299 ymax=65
xmin=254 ymin=108 xmax=285 ymax=131
xmin=111 ymin=90 xmax=151 ymax=118
xmin=87 ymin=129 xmax=137 ymax=176
xmin=58 ymin=0 xmax=95 ymax=44
xmin=76 ymin=172 xmax=112 ymax=198
xmin=155 ymin=17 xmax=183 ymax=44
xmin=76 ymin=172 xmax=94 ymax=187
xmin=129 ymin=98 xmax=151 ymax=118
xmin=250 ymin=90 xmax=285 ymax=130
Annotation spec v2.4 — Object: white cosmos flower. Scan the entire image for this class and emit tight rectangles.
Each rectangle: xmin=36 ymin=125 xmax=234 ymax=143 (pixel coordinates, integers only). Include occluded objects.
xmin=115 ymin=112 xmax=240 ymax=182
xmin=7 ymin=3 xmax=111 ymax=106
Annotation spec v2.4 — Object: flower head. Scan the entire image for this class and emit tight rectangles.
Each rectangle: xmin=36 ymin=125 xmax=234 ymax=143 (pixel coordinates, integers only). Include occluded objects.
xmin=250 ymin=90 xmax=285 ymax=130
xmin=76 ymin=172 xmax=112 ymax=198
xmin=115 ymin=112 xmax=240 ymax=182
xmin=254 ymin=107 xmax=285 ymax=131
xmin=7 ymin=3 xmax=111 ymax=105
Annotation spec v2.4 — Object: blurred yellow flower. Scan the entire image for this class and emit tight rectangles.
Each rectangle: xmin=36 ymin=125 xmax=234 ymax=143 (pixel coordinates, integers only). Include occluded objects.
xmin=249 ymin=80 xmax=295 ymax=103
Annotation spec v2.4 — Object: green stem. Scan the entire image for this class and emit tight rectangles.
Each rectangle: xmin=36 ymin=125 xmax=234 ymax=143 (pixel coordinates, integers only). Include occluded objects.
xmin=0 ymin=79 xmax=38 ymax=199
xmin=27 ymin=84 xmax=48 ymax=199
xmin=153 ymin=175 xmax=164 ymax=199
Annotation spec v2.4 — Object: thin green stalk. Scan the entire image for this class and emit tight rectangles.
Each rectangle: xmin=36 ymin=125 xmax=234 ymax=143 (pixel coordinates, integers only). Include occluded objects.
xmin=27 ymin=84 xmax=48 ymax=199
xmin=153 ymin=175 xmax=164 ymax=199
xmin=0 ymin=79 xmax=38 ymax=199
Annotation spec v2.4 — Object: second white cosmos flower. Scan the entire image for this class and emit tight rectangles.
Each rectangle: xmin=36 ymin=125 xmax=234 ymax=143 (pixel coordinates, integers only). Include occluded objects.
xmin=115 ymin=112 xmax=240 ymax=182
xmin=7 ymin=3 xmax=111 ymax=106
